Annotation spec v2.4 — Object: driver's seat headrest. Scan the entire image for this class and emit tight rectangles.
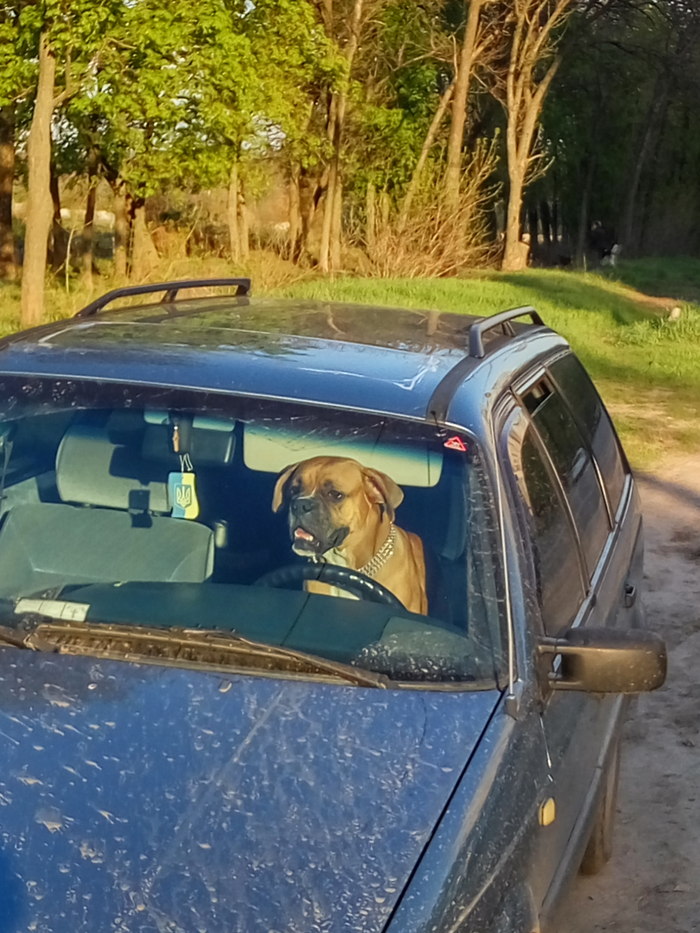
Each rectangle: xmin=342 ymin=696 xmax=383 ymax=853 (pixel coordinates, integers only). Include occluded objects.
xmin=56 ymin=421 xmax=170 ymax=513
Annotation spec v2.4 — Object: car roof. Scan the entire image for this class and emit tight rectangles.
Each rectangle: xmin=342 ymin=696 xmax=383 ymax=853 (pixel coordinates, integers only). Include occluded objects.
xmin=0 ymin=293 xmax=568 ymax=424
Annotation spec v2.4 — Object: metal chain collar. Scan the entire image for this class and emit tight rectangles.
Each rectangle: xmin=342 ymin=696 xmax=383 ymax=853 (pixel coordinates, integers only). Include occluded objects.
xmin=358 ymin=524 xmax=396 ymax=578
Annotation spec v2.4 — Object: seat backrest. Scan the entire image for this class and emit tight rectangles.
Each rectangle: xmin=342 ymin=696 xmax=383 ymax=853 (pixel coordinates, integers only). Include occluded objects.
xmin=56 ymin=416 xmax=170 ymax=513
xmin=0 ymin=502 xmax=214 ymax=598
xmin=0 ymin=413 xmax=215 ymax=599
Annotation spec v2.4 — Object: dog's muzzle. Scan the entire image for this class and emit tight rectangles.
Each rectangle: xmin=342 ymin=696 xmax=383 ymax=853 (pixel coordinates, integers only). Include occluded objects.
xmin=289 ymin=496 xmax=348 ymax=557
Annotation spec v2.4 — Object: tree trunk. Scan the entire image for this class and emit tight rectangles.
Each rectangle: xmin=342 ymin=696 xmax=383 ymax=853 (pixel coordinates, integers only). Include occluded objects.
xmin=227 ymin=161 xmax=240 ymax=263
xmin=0 ymin=108 xmax=16 ymax=281
xmin=237 ymin=179 xmax=249 ymax=261
xmin=48 ymin=167 xmax=70 ymax=274
xmin=620 ymin=88 xmax=666 ymax=256
xmin=527 ymin=205 xmax=538 ymax=262
xmin=330 ymin=174 xmax=342 ymax=272
xmin=500 ymin=0 xmax=570 ymax=272
xmin=399 ymin=78 xmax=455 ymax=230
xmin=443 ymin=0 xmax=483 ymax=211
xmin=130 ymin=200 xmax=158 ymax=281
xmin=575 ymin=155 xmax=596 ymax=266
xmin=298 ymin=169 xmax=319 ymax=261
xmin=319 ymin=0 xmax=364 ymax=273
xmin=21 ymin=33 xmax=56 ymax=327
xmin=540 ymin=200 xmax=552 ymax=246
xmin=81 ymin=147 xmax=99 ymax=288
xmin=288 ymin=168 xmax=301 ymax=262
xmin=112 ymin=181 xmax=128 ymax=279
xmin=319 ymin=137 xmax=338 ymax=273
xmin=501 ymin=57 xmax=561 ymax=271
xmin=365 ymin=180 xmax=376 ymax=258
xmin=502 ymin=165 xmax=528 ymax=272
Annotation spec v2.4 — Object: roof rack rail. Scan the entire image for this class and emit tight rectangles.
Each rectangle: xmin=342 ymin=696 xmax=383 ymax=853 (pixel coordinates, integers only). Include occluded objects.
xmin=468 ymin=306 xmax=545 ymax=359
xmin=74 ymin=278 xmax=252 ymax=319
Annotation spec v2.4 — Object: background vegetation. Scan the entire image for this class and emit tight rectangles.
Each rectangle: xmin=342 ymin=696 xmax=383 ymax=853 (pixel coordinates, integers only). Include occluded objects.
xmin=0 ymin=1 xmax=697 ymax=469
xmin=2 ymin=0 xmax=700 ymax=322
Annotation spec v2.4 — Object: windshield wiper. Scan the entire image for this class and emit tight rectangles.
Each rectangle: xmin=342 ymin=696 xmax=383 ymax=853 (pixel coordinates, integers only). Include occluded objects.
xmin=18 ymin=620 xmax=390 ymax=688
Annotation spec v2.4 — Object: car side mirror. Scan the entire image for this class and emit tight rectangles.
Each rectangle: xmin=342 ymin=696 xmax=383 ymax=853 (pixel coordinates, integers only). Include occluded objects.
xmin=538 ymin=627 xmax=667 ymax=694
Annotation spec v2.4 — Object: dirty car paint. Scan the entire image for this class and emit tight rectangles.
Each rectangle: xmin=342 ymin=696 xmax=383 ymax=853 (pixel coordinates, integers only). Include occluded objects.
xmin=0 ymin=650 xmax=499 ymax=932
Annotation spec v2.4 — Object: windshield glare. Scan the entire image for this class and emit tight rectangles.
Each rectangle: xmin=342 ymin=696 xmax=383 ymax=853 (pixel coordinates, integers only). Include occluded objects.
xmin=0 ymin=378 xmax=505 ymax=687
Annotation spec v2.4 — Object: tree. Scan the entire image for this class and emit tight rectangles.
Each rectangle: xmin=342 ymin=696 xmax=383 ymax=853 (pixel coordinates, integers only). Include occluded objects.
xmin=538 ymin=0 xmax=700 ymax=260
xmin=21 ymin=30 xmax=55 ymax=326
xmin=0 ymin=2 xmax=35 ymax=282
xmin=495 ymin=0 xmax=576 ymax=271
xmin=443 ymin=0 xmax=491 ymax=210
xmin=19 ymin=0 xmax=122 ymax=325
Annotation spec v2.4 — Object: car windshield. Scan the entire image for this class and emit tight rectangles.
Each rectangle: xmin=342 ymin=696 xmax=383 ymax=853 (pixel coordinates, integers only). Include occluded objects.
xmin=0 ymin=377 xmax=506 ymax=688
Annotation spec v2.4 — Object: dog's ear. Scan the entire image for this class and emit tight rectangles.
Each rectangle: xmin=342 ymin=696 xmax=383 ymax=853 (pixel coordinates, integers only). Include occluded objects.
xmin=272 ymin=462 xmax=300 ymax=513
xmin=362 ymin=467 xmax=404 ymax=521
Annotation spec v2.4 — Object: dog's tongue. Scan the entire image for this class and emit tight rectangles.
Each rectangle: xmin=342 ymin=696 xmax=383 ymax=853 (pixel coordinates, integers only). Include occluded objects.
xmin=294 ymin=528 xmax=315 ymax=543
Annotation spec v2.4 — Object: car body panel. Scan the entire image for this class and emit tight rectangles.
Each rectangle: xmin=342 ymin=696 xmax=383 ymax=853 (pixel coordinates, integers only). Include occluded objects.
xmin=0 ymin=301 xmax=565 ymax=425
xmin=0 ymin=649 xmax=499 ymax=933
xmin=387 ymin=694 xmax=547 ymax=933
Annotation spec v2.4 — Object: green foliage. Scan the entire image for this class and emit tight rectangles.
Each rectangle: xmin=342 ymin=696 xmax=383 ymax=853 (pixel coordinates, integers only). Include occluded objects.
xmin=56 ymin=0 xmax=342 ymax=198
xmin=541 ymin=0 xmax=700 ymax=253
xmin=0 ymin=5 xmax=37 ymax=108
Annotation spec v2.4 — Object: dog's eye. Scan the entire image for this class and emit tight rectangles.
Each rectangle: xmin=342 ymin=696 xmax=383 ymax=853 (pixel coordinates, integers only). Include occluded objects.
xmin=328 ymin=489 xmax=345 ymax=502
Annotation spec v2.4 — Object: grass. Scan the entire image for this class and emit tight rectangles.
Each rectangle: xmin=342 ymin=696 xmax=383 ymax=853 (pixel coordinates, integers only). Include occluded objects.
xmin=277 ymin=265 xmax=700 ymax=470
xmin=1 ymin=257 xmax=698 ymax=470
xmin=607 ymin=256 xmax=700 ymax=304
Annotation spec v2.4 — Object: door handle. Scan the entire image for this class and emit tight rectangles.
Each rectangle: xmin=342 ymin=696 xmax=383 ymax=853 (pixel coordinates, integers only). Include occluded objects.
xmin=624 ymin=583 xmax=637 ymax=608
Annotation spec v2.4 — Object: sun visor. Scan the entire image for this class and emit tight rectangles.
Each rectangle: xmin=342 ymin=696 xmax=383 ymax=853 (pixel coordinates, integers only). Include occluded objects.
xmin=243 ymin=423 xmax=443 ymax=487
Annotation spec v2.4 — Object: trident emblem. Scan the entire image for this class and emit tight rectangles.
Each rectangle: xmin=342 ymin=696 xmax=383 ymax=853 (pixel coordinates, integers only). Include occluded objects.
xmin=175 ymin=484 xmax=193 ymax=509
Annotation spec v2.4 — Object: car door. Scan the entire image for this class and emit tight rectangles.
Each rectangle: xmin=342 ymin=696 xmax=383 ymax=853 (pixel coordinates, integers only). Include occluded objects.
xmin=502 ymin=355 xmax=639 ymax=909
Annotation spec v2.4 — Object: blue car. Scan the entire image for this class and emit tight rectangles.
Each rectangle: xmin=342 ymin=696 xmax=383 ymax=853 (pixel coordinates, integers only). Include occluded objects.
xmin=0 ymin=279 xmax=665 ymax=932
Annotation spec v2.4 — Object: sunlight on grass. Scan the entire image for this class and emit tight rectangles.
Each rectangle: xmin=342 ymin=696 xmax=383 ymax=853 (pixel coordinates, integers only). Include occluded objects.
xmin=1 ymin=261 xmax=698 ymax=471
xmin=281 ymin=268 xmax=700 ymax=469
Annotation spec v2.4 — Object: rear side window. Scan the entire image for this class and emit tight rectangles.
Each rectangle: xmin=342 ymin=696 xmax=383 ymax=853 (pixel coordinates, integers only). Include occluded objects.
xmin=549 ymin=354 xmax=627 ymax=515
xmin=523 ymin=382 xmax=610 ymax=577
xmin=516 ymin=427 xmax=584 ymax=633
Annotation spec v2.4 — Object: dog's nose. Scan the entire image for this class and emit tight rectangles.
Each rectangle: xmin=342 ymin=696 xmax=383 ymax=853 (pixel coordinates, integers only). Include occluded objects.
xmin=292 ymin=497 xmax=316 ymax=516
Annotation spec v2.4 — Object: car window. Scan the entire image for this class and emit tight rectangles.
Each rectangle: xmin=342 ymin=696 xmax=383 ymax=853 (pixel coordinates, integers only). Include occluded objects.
xmin=523 ymin=380 xmax=610 ymax=577
xmin=511 ymin=422 xmax=585 ymax=634
xmin=0 ymin=376 xmax=506 ymax=688
xmin=549 ymin=354 xmax=627 ymax=517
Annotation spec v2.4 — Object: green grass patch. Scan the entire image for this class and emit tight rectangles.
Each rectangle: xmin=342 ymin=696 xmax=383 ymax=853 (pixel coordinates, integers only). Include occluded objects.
xmin=607 ymin=257 xmax=700 ymax=303
xmin=0 ymin=262 xmax=697 ymax=471
xmin=279 ymin=268 xmax=700 ymax=470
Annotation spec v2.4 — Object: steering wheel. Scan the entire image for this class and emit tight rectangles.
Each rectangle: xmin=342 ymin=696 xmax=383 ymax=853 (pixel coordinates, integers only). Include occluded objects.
xmin=255 ymin=562 xmax=405 ymax=610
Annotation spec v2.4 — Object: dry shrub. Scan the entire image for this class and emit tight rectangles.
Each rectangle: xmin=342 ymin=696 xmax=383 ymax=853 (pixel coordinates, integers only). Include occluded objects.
xmin=364 ymin=141 xmax=499 ymax=277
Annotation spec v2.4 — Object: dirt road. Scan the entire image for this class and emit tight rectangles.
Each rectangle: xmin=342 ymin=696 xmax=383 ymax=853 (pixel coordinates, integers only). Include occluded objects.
xmin=558 ymin=456 xmax=700 ymax=932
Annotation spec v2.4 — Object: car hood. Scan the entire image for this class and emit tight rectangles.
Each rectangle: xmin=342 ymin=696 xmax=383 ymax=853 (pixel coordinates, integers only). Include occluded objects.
xmin=0 ymin=650 xmax=499 ymax=933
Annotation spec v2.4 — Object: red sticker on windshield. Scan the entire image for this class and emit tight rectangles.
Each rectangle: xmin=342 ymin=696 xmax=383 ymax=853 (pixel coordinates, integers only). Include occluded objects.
xmin=444 ymin=435 xmax=468 ymax=452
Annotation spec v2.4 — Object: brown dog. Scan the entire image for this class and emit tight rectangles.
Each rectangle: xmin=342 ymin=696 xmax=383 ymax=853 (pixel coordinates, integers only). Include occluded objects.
xmin=272 ymin=456 xmax=427 ymax=615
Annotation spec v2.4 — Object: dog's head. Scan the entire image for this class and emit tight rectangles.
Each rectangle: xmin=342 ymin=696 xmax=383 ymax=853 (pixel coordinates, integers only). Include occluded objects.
xmin=272 ymin=456 xmax=404 ymax=557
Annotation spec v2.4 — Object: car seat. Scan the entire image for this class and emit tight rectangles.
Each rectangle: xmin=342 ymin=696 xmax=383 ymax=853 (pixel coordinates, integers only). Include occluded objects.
xmin=0 ymin=413 xmax=216 ymax=599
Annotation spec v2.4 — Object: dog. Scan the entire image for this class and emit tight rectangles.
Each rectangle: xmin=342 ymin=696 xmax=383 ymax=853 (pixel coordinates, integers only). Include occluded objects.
xmin=271 ymin=456 xmax=427 ymax=615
